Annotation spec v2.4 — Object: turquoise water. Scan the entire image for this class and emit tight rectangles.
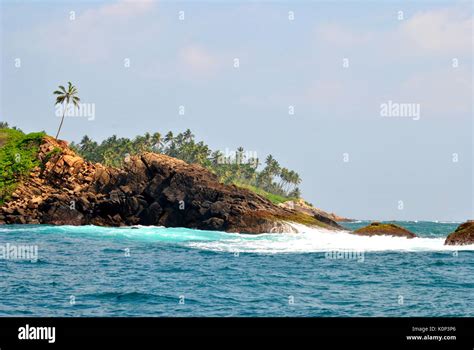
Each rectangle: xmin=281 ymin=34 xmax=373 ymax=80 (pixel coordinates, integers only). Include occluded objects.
xmin=0 ymin=221 xmax=472 ymax=316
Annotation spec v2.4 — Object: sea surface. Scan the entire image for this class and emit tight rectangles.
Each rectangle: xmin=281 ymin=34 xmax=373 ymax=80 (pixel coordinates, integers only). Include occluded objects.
xmin=0 ymin=221 xmax=472 ymax=317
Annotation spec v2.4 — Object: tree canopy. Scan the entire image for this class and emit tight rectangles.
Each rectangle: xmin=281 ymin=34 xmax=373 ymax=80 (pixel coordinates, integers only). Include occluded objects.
xmin=71 ymin=129 xmax=302 ymax=203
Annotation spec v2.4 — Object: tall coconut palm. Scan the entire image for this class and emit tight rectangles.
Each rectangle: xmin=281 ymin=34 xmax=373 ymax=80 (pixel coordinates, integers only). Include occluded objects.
xmin=279 ymin=167 xmax=290 ymax=192
xmin=54 ymin=82 xmax=80 ymax=140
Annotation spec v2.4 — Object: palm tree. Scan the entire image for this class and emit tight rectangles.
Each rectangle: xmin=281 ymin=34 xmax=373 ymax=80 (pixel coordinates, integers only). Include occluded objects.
xmin=236 ymin=146 xmax=245 ymax=165
xmin=279 ymin=167 xmax=290 ymax=192
xmin=183 ymin=129 xmax=193 ymax=142
xmin=143 ymin=132 xmax=152 ymax=149
xmin=288 ymin=187 xmax=301 ymax=199
xmin=151 ymin=132 xmax=162 ymax=151
xmin=54 ymin=82 xmax=80 ymax=140
xmin=268 ymin=159 xmax=281 ymax=178
xmin=265 ymin=155 xmax=274 ymax=167
xmin=211 ymin=150 xmax=223 ymax=166
xmin=287 ymin=170 xmax=301 ymax=192
xmin=293 ymin=171 xmax=301 ymax=186
xmin=164 ymin=131 xmax=174 ymax=144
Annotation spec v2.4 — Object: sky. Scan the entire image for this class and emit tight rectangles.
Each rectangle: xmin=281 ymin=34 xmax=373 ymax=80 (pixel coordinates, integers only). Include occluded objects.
xmin=0 ymin=0 xmax=472 ymax=221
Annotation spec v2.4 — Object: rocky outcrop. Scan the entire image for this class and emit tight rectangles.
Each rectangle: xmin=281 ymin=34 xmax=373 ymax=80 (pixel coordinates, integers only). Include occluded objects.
xmin=353 ymin=222 xmax=416 ymax=238
xmin=0 ymin=136 xmax=341 ymax=233
xmin=444 ymin=221 xmax=474 ymax=245
xmin=278 ymin=199 xmax=349 ymax=229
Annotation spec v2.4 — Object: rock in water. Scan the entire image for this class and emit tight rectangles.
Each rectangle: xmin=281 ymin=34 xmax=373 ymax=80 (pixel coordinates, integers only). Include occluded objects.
xmin=353 ymin=222 xmax=416 ymax=238
xmin=444 ymin=221 xmax=474 ymax=245
xmin=0 ymin=136 xmax=342 ymax=234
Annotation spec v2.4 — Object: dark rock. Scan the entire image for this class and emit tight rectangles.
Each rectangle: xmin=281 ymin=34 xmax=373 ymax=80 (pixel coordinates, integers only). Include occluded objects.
xmin=202 ymin=217 xmax=225 ymax=230
xmin=76 ymin=196 xmax=90 ymax=212
xmin=445 ymin=221 xmax=474 ymax=245
xmin=313 ymin=212 xmax=342 ymax=229
xmin=353 ymin=222 xmax=416 ymax=238
xmin=43 ymin=206 xmax=84 ymax=225
xmin=139 ymin=202 xmax=163 ymax=225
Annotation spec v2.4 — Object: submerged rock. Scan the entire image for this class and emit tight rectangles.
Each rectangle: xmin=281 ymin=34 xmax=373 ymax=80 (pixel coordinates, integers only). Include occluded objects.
xmin=353 ymin=222 xmax=416 ymax=238
xmin=444 ymin=221 xmax=474 ymax=245
xmin=0 ymin=136 xmax=341 ymax=234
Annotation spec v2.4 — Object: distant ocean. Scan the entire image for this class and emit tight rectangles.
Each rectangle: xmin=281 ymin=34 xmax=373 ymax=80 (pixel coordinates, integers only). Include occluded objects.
xmin=0 ymin=221 xmax=472 ymax=317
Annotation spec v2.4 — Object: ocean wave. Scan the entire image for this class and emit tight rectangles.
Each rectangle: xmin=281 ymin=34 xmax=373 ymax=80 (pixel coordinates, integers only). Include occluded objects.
xmin=185 ymin=223 xmax=474 ymax=254
xmin=1 ymin=223 xmax=473 ymax=254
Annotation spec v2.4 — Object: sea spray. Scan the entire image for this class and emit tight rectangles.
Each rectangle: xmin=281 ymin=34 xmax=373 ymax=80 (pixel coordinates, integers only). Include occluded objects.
xmin=188 ymin=222 xmax=473 ymax=254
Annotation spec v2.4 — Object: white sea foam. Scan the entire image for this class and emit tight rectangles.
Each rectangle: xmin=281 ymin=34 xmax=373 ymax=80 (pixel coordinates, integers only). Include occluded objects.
xmin=1 ymin=224 xmax=473 ymax=254
xmin=185 ymin=223 xmax=474 ymax=254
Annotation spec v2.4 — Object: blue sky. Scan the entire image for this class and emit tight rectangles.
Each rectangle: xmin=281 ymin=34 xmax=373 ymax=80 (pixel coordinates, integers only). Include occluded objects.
xmin=1 ymin=0 xmax=472 ymax=221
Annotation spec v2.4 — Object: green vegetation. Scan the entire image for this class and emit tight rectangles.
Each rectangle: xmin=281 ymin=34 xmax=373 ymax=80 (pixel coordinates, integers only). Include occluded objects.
xmin=0 ymin=123 xmax=45 ymax=204
xmin=54 ymin=82 xmax=80 ymax=140
xmin=71 ymin=129 xmax=302 ymax=201
xmin=234 ymin=182 xmax=291 ymax=204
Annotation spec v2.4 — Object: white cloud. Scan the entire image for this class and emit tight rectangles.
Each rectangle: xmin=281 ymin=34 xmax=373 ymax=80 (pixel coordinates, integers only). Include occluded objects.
xmin=23 ymin=0 xmax=158 ymax=63
xmin=399 ymin=8 xmax=473 ymax=55
xmin=315 ymin=7 xmax=472 ymax=57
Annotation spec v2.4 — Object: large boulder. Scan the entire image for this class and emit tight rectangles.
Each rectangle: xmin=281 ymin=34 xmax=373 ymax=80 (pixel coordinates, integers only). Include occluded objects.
xmin=445 ymin=221 xmax=474 ymax=245
xmin=42 ymin=206 xmax=85 ymax=225
xmin=353 ymin=222 xmax=416 ymax=238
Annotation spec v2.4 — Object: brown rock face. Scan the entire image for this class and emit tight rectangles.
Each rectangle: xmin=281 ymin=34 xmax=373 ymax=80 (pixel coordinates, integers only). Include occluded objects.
xmin=444 ymin=221 xmax=474 ymax=245
xmin=0 ymin=136 xmax=340 ymax=233
xmin=353 ymin=222 xmax=417 ymax=238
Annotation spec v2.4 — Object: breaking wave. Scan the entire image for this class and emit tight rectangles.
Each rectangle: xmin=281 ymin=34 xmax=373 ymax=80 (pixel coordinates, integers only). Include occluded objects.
xmin=0 ymin=223 xmax=472 ymax=254
xmin=186 ymin=223 xmax=473 ymax=254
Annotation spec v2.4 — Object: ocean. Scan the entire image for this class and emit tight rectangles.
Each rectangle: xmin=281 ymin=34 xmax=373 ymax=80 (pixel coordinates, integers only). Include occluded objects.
xmin=0 ymin=221 xmax=472 ymax=317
